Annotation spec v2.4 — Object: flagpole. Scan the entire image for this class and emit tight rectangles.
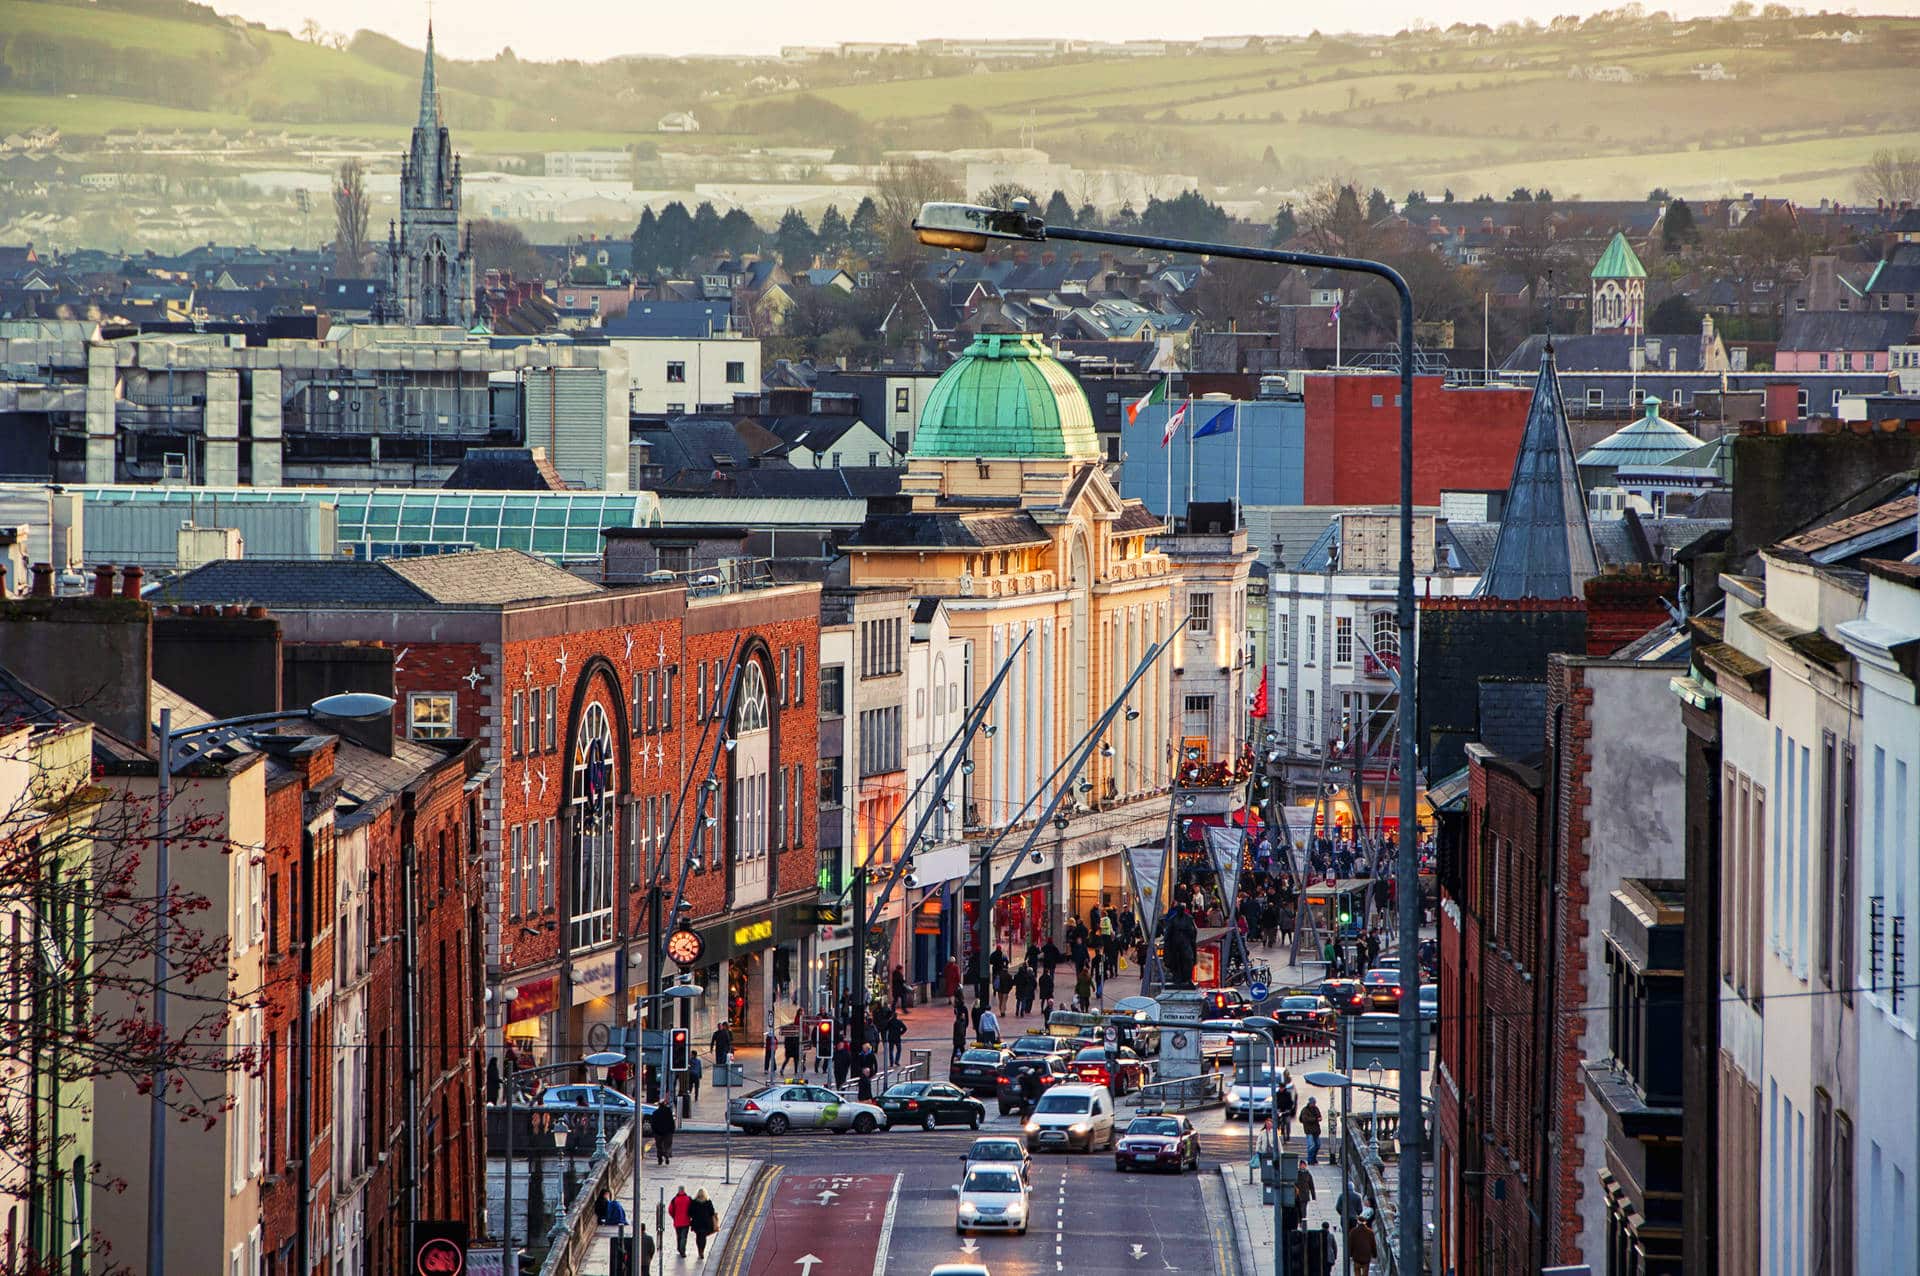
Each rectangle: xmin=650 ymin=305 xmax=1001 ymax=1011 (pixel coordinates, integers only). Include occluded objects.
xmin=1184 ymin=394 xmax=1194 ymax=516
xmin=1233 ymin=402 xmax=1242 ymax=526
xmin=1163 ymin=371 xmax=1173 ymax=523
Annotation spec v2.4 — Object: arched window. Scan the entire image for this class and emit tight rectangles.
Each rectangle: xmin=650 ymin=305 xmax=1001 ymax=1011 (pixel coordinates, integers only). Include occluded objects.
xmin=569 ymin=699 xmax=617 ymax=951
xmin=729 ymin=658 xmax=772 ymax=906
xmin=1370 ymin=610 xmax=1400 ymax=663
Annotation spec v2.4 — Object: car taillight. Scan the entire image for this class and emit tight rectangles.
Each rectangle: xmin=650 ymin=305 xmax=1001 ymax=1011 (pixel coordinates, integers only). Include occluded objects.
xmin=998 ymin=1074 xmax=1011 ymax=1083
xmin=906 ymin=1100 xmax=919 ymax=1109
xmin=743 ymin=1101 xmax=760 ymax=1112
xmin=1392 ymin=987 xmax=1403 ymax=997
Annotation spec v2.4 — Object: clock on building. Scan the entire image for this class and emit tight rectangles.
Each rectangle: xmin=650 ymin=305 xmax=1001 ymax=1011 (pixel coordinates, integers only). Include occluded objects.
xmin=665 ymin=925 xmax=705 ymax=968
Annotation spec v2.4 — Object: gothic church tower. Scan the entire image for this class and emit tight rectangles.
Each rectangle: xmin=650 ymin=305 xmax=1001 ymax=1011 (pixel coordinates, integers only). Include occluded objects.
xmin=385 ymin=24 xmax=475 ymax=326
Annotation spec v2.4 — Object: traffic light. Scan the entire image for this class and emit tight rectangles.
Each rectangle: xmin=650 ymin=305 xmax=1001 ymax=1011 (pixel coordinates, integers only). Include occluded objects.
xmin=815 ymin=1019 xmax=833 ymax=1056
xmin=669 ymin=1027 xmax=690 ymax=1073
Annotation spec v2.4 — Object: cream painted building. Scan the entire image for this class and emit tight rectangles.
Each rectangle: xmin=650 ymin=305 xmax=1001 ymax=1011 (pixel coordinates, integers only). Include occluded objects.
xmin=846 ymin=332 xmax=1180 ymax=951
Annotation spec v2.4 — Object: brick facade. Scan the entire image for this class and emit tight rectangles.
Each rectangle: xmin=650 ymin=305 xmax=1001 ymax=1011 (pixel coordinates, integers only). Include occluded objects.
xmin=1543 ymin=659 xmax=1597 ymax=1266
xmin=1302 ymin=374 xmax=1533 ymax=506
xmin=259 ymin=770 xmax=306 ymax=1274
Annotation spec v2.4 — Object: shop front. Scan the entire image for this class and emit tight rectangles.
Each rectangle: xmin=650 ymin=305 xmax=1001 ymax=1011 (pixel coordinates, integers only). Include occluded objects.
xmin=962 ymin=880 xmax=1050 ymax=974
xmin=1066 ymin=856 xmax=1128 ymax=929
xmin=679 ymin=899 xmax=818 ymax=1046
xmin=503 ymin=974 xmax=559 ymax=1065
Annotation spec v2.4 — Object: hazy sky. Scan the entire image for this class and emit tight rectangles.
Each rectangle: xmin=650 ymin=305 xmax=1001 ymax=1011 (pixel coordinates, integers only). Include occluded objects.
xmin=212 ymin=0 xmax=1920 ymax=60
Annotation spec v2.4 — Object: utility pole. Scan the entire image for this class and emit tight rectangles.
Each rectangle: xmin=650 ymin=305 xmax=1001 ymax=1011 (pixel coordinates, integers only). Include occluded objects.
xmin=851 ymin=865 xmax=868 ymax=1066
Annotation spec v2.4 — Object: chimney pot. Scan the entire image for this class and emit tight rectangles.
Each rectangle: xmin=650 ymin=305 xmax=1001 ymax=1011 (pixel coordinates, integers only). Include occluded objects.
xmin=93 ymin=564 xmax=115 ymax=598
xmin=120 ymin=565 xmax=144 ymax=599
xmin=247 ymin=605 xmax=268 ymax=619
xmin=222 ymin=603 xmax=243 ymax=618
xmin=30 ymin=562 xmax=54 ymax=597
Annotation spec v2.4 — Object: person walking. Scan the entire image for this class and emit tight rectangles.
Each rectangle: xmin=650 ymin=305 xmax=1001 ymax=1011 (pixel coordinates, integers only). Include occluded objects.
xmin=710 ymin=1022 xmax=733 ymax=1070
xmin=1073 ymin=965 xmax=1093 ymax=1013
xmin=1347 ymin=1213 xmax=1379 ymax=1274
xmin=1299 ymin=1096 xmax=1323 ymax=1165
xmin=952 ymin=996 xmax=969 ymax=1054
xmin=649 ymin=1100 xmax=676 ymax=1166
xmin=856 ymin=1043 xmax=879 ymax=1102
xmin=1037 ymin=964 xmax=1055 ymax=1010
xmin=1293 ymin=1160 xmax=1316 ymax=1215
xmin=891 ymin=965 xmax=911 ymax=1012
xmin=832 ymin=1039 xmax=852 ymax=1091
xmin=669 ymin=1186 xmax=693 ymax=1258
xmin=1311 ymin=1220 xmax=1339 ymax=1276
xmin=689 ymin=1189 xmax=718 ymax=1260
xmin=763 ymin=1024 xmax=777 ymax=1076
xmin=1013 ymin=964 xmax=1035 ymax=1017
xmin=994 ymin=963 xmax=1013 ymax=1017
xmin=884 ymin=1012 xmax=906 ymax=1067
xmin=1277 ymin=1076 xmax=1297 ymax=1144
xmin=978 ymin=1006 xmax=1000 ymax=1045
xmin=687 ymin=1051 xmax=703 ymax=1101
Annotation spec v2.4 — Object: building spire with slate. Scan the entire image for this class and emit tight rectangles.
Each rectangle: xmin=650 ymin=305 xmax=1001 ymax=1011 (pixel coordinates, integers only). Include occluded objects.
xmin=385 ymin=19 xmax=473 ymax=326
xmin=1475 ymin=345 xmax=1600 ymax=600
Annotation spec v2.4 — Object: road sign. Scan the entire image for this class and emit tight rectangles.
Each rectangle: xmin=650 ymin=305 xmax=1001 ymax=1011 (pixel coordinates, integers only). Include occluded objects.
xmin=1104 ymin=1026 xmax=1119 ymax=1047
xmin=1249 ymin=980 xmax=1270 ymax=1003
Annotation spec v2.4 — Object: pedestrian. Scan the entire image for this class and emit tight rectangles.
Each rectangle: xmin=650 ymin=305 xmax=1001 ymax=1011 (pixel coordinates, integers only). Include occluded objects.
xmin=782 ymin=1016 xmax=804 ymax=1071
xmin=487 ymin=1056 xmax=502 ymax=1106
xmin=1074 ymin=965 xmax=1093 ymax=1013
xmin=885 ymin=1012 xmax=906 ymax=1067
xmin=994 ymin=964 xmax=1013 ymax=1017
xmin=763 ymin=1026 xmax=777 ymax=1076
xmin=1294 ymin=1159 xmax=1315 ymax=1209
xmin=952 ymin=996 xmax=969 ymax=1054
xmin=856 ymin=1043 xmax=878 ymax=1101
xmin=669 ymin=1186 xmax=693 ymax=1257
xmin=832 ymin=1039 xmax=852 ymax=1090
xmin=710 ymin=1022 xmax=733 ymax=1069
xmin=1014 ymin=964 xmax=1036 ymax=1017
xmin=1300 ymin=1096 xmax=1323 ymax=1165
xmin=979 ymin=1005 xmax=1000 ymax=1045
xmin=1312 ymin=1220 xmax=1339 ymax=1276
xmin=942 ymin=955 xmax=963 ymax=999
xmin=891 ymin=965 xmax=911 ymax=1012
xmin=688 ymin=1051 xmax=704 ymax=1101
xmin=1277 ymin=1076 xmax=1297 ymax=1143
xmin=649 ymin=1100 xmax=676 ymax=1166
xmin=1019 ymin=1066 xmax=1043 ymax=1118
xmin=639 ymin=1224 xmax=656 ymax=1272
xmin=689 ymin=1188 xmax=718 ymax=1260
xmin=1037 ymin=964 xmax=1055 ymax=1008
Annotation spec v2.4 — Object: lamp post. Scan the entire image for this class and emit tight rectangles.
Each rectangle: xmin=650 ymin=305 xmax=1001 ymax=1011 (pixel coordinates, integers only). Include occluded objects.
xmin=146 ymin=690 xmax=395 ymax=1276
xmin=1243 ymin=1014 xmax=1288 ymax=1276
xmin=634 ymin=981 xmax=702 ymax=1276
xmin=1305 ymin=1069 xmax=1357 ymax=1276
xmin=916 ymin=201 xmax=1423 ymax=1273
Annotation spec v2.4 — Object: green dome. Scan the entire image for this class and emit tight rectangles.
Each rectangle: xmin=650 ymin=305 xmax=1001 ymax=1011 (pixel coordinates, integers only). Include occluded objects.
xmin=911 ymin=332 xmax=1101 ymax=461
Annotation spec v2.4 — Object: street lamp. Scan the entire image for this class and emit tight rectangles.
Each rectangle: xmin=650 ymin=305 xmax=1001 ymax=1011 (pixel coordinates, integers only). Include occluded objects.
xmin=147 ymin=691 xmax=395 ymax=1276
xmin=1304 ymin=1069 xmax=1358 ymax=1276
xmin=1241 ymin=1015 xmax=1288 ymax=1276
xmin=631 ymin=981 xmax=703 ymax=1276
xmin=918 ymin=200 xmax=1423 ymax=1273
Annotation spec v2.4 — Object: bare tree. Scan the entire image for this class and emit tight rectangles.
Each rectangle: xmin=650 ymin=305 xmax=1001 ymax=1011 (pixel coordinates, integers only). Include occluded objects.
xmin=974 ymin=181 xmax=1039 ymax=211
xmin=299 ymin=17 xmax=322 ymax=43
xmin=332 ymin=158 xmax=372 ymax=276
xmin=873 ymin=159 xmax=962 ymax=262
xmin=1856 ymin=147 xmax=1920 ymax=208
xmin=467 ymin=219 xmax=547 ymax=280
xmin=0 ymin=725 xmax=252 ymax=1275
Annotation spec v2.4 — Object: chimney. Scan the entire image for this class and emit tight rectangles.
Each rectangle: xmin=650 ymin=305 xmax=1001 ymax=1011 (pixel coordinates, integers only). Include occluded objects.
xmin=30 ymin=562 xmax=53 ymax=597
xmin=1765 ymin=380 xmax=1801 ymax=423
xmin=1702 ymin=312 xmax=1714 ymax=342
xmin=0 ymin=586 xmax=153 ymax=747
xmin=93 ymin=564 xmax=115 ymax=598
xmin=154 ymin=608 xmax=282 ymax=720
xmin=120 ymin=565 xmax=144 ymax=598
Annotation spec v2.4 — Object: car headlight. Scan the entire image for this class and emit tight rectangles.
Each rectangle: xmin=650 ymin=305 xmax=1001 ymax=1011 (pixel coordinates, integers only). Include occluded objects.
xmin=959 ymin=1203 xmax=977 ymax=1218
xmin=1025 ymin=1122 xmax=1040 ymax=1133
xmin=1070 ymin=1123 xmax=1090 ymax=1135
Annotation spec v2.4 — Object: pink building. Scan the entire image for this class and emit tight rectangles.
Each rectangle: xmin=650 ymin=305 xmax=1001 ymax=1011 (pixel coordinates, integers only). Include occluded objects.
xmin=1774 ymin=310 xmax=1916 ymax=372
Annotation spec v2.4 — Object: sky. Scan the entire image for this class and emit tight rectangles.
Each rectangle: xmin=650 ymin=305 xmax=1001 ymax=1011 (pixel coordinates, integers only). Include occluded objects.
xmin=211 ymin=0 xmax=1920 ymax=60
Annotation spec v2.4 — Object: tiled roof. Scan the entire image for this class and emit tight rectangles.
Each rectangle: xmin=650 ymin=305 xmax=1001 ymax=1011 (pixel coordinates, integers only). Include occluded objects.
xmin=1776 ymin=310 xmax=1916 ymax=352
xmin=1112 ymin=503 xmax=1165 ymax=534
xmin=848 ymin=511 xmax=1050 ymax=550
xmin=1778 ymin=494 xmax=1918 ymax=555
xmin=156 ymin=560 xmax=437 ymax=607
xmin=387 ymin=550 xmax=601 ymax=604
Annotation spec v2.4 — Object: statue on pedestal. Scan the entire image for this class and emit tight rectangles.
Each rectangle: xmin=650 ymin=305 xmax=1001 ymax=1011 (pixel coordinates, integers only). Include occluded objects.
xmin=1162 ymin=902 xmax=1199 ymax=988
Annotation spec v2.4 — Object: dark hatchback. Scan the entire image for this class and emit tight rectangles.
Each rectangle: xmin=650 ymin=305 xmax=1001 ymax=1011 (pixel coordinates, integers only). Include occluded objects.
xmin=1113 ymin=1115 xmax=1201 ymax=1173
xmin=1315 ymin=979 xmax=1368 ymax=1015
xmin=995 ymin=1055 xmax=1069 ymax=1115
xmin=950 ymin=1047 xmax=1011 ymax=1095
xmin=879 ymin=1082 xmax=986 ymax=1131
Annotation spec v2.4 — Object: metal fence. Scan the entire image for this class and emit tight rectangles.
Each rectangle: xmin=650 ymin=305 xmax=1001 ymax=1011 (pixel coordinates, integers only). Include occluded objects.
xmin=1130 ymin=1070 xmax=1225 ymax=1111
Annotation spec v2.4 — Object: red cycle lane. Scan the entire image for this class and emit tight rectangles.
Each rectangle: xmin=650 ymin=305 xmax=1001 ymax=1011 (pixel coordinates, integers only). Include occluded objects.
xmin=744 ymin=1169 xmax=899 ymax=1276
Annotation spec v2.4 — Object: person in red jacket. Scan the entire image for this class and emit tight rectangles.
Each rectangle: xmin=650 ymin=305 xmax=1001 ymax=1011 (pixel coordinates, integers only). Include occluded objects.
xmin=669 ymin=1186 xmax=693 ymax=1257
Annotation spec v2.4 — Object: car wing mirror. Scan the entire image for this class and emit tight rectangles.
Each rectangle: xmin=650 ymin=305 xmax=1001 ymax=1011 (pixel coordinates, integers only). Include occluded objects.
xmin=951 ymin=1185 xmax=962 ymax=1196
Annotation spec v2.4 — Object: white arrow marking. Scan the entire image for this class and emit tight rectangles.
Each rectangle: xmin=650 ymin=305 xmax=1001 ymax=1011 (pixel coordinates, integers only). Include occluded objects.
xmin=795 ymin=1255 xmax=822 ymax=1276
xmin=960 ymin=1239 xmax=979 ymax=1255
xmin=1132 ymin=1244 xmax=1148 ymax=1260
xmin=813 ymin=1189 xmax=838 ymax=1205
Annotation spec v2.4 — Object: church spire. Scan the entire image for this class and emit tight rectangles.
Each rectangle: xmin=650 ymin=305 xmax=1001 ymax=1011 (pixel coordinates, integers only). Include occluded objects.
xmin=417 ymin=20 xmax=439 ymax=129
xmin=1475 ymin=344 xmax=1599 ymax=600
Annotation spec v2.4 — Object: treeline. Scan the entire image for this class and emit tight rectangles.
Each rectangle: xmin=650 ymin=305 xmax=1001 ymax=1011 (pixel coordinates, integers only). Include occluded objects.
xmin=0 ymin=30 xmax=238 ymax=110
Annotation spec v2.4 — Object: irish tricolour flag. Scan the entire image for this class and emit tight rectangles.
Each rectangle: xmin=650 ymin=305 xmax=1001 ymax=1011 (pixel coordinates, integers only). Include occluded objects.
xmin=1127 ymin=380 xmax=1165 ymax=426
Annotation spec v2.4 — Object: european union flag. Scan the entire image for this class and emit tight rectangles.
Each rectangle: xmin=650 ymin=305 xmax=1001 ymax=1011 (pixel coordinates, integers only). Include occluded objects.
xmin=1193 ymin=404 xmax=1236 ymax=438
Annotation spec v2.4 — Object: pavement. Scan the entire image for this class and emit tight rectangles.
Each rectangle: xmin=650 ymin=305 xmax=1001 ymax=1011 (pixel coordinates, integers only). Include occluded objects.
xmin=589 ymin=926 xmax=1425 ymax=1274
xmin=576 ymin=1145 xmax=765 ymax=1276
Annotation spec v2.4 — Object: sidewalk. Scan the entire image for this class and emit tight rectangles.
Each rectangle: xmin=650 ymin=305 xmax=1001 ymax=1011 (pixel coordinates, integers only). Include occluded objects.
xmin=576 ymin=1148 xmax=766 ymax=1276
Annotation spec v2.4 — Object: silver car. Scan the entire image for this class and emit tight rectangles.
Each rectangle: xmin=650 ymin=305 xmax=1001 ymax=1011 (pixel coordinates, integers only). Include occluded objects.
xmin=953 ymin=1163 xmax=1031 ymax=1234
xmin=726 ymin=1083 xmax=884 ymax=1135
xmin=1225 ymin=1064 xmax=1292 ymax=1121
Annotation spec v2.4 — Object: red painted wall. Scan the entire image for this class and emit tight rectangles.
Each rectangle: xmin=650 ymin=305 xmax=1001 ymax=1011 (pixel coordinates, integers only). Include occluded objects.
xmin=1302 ymin=374 xmax=1533 ymax=506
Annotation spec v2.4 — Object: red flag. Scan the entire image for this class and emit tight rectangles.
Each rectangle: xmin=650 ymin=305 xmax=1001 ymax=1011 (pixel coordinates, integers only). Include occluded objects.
xmin=1249 ymin=668 xmax=1269 ymax=719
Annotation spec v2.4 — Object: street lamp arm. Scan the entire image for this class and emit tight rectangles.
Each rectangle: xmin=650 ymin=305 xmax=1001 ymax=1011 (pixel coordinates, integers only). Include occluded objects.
xmin=1038 ymin=223 xmax=1412 ymax=304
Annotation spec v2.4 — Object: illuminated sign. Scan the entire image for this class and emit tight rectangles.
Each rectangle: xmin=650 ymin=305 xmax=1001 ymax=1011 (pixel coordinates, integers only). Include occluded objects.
xmin=732 ymin=918 xmax=774 ymax=948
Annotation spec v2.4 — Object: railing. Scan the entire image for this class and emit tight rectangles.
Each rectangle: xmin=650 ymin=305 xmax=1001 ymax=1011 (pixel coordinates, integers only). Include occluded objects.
xmin=539 ymin=1120 xmax=632 ymax=1276
xmin=1130 ymin=1070 xmax=1225 ymax=1112
xmin=830 ymin=1052 xmax=930 ymax=1102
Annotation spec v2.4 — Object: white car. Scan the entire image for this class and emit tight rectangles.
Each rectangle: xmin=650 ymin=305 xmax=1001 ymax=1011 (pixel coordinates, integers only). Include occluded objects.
xmin=953 ymin=1163 xmax=1031 ymax=1234
xmin=1225 ymin=1065 xmax=1292 ymax=1121
xmin=929 ymin=1266 xmax=992 ymax=1276
xmin=1023 ymin=1083 xmax=1115 ymax=1153
xmin=726 ymin=1083 xmax=884 ymax=1135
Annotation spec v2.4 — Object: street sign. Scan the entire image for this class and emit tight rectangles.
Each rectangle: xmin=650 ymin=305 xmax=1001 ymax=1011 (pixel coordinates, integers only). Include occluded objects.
xmin=1249 ymin=980 xmax=1270 ymax=1003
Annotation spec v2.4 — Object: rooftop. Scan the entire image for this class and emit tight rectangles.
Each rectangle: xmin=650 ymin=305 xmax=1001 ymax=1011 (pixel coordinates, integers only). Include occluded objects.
xmin=910 ymin=332 xmax=1101 ymax=462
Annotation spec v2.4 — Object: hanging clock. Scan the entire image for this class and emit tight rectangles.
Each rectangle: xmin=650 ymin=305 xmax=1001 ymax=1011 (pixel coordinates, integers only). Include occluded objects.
xmin=665 ymin=924 xmax=705 ymax=968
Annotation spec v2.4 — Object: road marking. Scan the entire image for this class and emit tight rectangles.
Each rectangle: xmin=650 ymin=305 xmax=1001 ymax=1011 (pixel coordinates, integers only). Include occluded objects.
xmin=794 ymin=1257 xmax=822 ymax=1276
xmin=813 ymin=1189 xmax=838 ymax=1205
xmin=722 ymin=1167 xmax=780 ymax=1276
xmin=869 ymin=1169 xmax=900 ymax=1276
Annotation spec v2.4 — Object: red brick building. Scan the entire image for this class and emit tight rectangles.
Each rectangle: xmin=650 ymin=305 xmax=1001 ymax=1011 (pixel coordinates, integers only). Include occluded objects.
xmin=158 ymin=551 xmax=824 ymax=1079
xmin=1301 ymin=373 xmax=1533 ymax=506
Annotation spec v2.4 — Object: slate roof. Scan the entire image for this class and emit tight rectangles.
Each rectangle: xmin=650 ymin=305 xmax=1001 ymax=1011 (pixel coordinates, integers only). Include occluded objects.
xmin=847 ymin=511 xmax=1050 ymax=550
xmin=1112 ymin=504 xmax=1166 ymax=534
xmin=634 ymin=417 xmax=783 ymax=479
xmin=441 ymin=447 xmax=570 ymax=491
xmin=1475 ymin=346 xmax=1600 ymax=600
xmin=600 ymin=300 xmax=735 ymax=338
xmin=1501 ymin=332 xmax=1711 ymax=373
xmin=1577 ymin=398 xmax=1704 ymax=470
xmin=155 ymin=549 xmax=599 ymax=608
xmin=1777 ymin=310 xmax=1916 ymax=352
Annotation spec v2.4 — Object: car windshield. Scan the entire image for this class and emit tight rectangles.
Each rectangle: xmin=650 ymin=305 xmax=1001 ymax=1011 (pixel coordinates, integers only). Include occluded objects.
xmin=1010 ymin=1037 xmax=1055 ymax=1053
xmin=1034 ymin=1094 xmax=1090 ymax=1115
xmin=1421 ymin=987 xmax=1438 ymax=1002
xmin=885 ymin=1084 xmax=926 ymax=1098
xmin=1237 ymin=1067 xmax=1280 ymax=1086
xmin=963 ymin=1168 xmax=1021 ymax=1194
xmin=960 ymin=1050 xmax=1002 ymax=1064
xmin=1073 ymin=1048 xmax=1109 ymax=1062
xmin=970 ymin=1141 xmax=1023 ymax=1161
xmin=1128 ymin=1118 xmax=1180 ymax=1137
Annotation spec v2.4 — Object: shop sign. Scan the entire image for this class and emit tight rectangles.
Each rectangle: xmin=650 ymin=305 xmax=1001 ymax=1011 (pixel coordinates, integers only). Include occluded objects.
xmin=732 ymin=917 xmax=774 ymax=948
xmin=408 ymin=1220 xmax=467 ymax=1275
xmin=570 ymin=951 xmax=617 ymax=1005
xmin=507 ymin=976 xmax=557 ymax=1025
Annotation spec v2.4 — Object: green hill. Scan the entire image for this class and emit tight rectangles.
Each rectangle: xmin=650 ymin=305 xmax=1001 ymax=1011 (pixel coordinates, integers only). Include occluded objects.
xmin=3 ymin=0 xmax=1918 ymax=201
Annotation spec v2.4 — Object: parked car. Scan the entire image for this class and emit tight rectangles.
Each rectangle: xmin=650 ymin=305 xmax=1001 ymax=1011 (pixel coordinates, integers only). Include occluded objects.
xmin=538 ymin=1085 xmax=654 ymax=1119
xmin=1314 ymin=979 xmax=1368 ymax=1015
xmin=963 ymin=1136 xmax=1032 ymax=1184
xmin=1225 ymin=1064 xmax=1292 ymax=1121
xmin=952 ymin=1163 xmax=1031 ymax=1235
xmin=1361 ymin=968 xmax=1405 ymax=1011
xmin=1023 ymin=1083 xmax=1116 ymax=1153
xmin=1068 ymin=1046 xmax=1148 ymax=1095
xmin=1419 ymin=984 xmax=1439 ymax=1024
xmin=726 ymin=1084 xmax=884 ymax=1135
xmin=1271 ymin=995 xmax=1337 ymax=1034
xmin=1113 ymin=1114 xmax=1201 ymax=1173
xmin=880 ymin=1082 xmax=986 ymax=1131
xmin=950 ymin=1047 xmax=1011 ymax=1095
